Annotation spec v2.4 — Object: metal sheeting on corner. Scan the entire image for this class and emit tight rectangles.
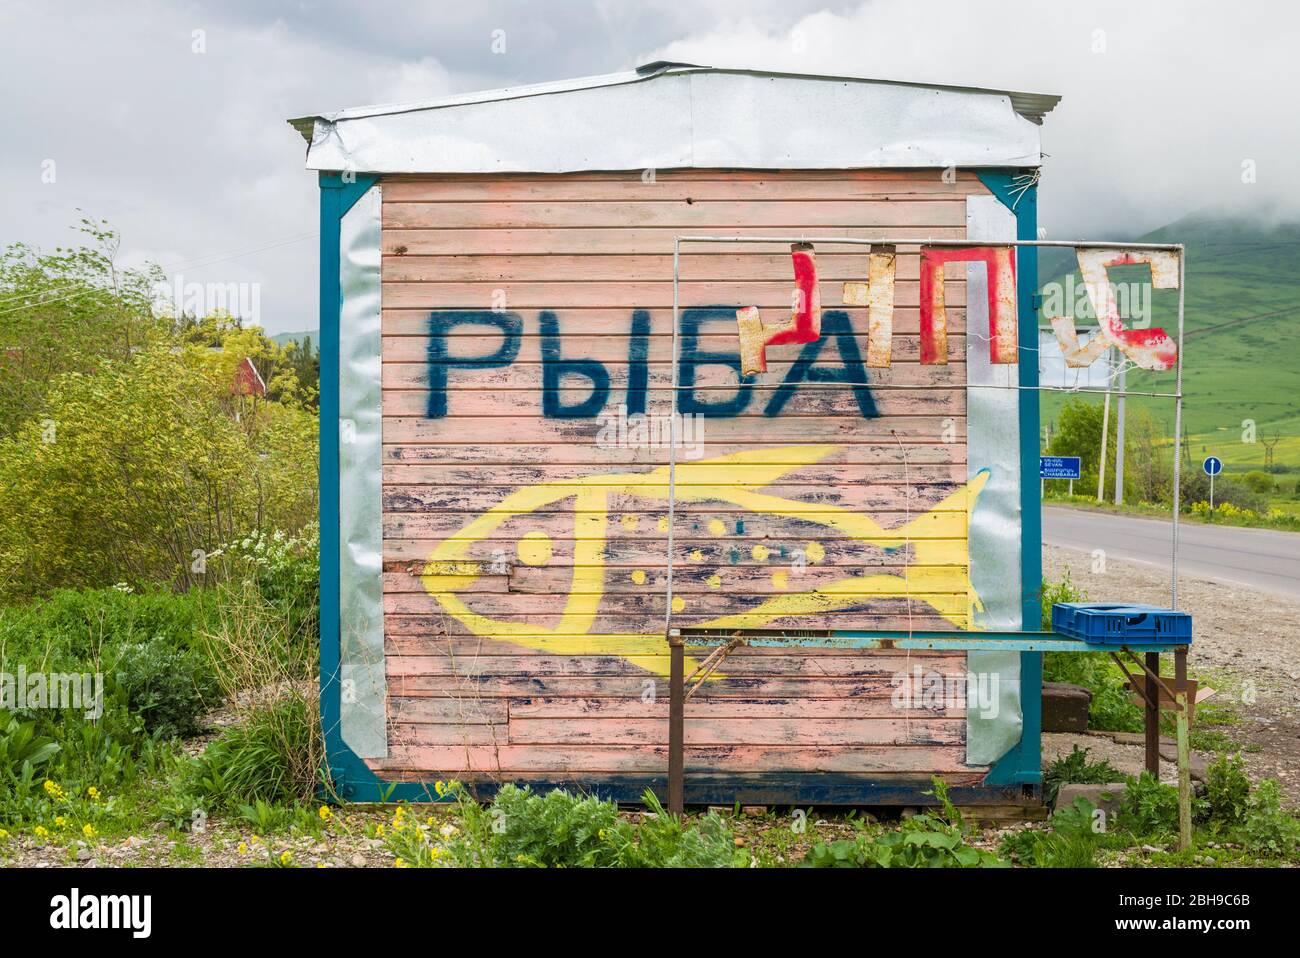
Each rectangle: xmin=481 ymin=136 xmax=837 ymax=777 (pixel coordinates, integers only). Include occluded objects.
xmin=337 ymin=184 xmax=388 ymax=759
xmin=964 ymin=194 xmax=1024 ymax=767
xmin=294 ymin=66 xmax=1050 ymax=175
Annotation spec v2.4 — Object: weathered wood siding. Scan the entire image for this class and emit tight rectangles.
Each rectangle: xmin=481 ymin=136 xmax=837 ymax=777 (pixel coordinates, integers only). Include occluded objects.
xmin=373 ymin=170 xmax=991 ymax=786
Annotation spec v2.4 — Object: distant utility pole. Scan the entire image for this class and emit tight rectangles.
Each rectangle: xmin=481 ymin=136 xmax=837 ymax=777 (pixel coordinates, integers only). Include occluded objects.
xmin=1098 ymin=350 xmax=1112 ymax=502
xmin=1114 ymin=352 xmax=1126 ymax=505
xmin=1263 ymin=429 xmax=1280 ymax=469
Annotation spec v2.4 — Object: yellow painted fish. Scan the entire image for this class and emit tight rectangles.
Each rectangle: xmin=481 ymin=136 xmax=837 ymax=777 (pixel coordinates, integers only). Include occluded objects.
xmin=420 ymin=444 xmax=989 ymax=676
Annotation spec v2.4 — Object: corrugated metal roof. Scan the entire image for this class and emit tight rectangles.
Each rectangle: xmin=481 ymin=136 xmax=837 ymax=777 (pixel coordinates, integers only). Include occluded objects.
xmin=289 ymin=61 xmax=1060 ymax=174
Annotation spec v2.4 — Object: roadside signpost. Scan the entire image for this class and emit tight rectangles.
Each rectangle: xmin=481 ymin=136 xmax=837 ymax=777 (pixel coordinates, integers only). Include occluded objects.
xmin=1203 ymin=455 xmax=1222 ymax=510
xmin=1040 ymin=455 xmax=1083 ymax=497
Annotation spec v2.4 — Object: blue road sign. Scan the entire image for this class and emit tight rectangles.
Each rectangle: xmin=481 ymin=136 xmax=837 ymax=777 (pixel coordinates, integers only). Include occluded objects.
xmin=1040 ymin=456 xmax=1082 ymax=480
xmin=1203 ymin=456 xmax=1223 ymax=477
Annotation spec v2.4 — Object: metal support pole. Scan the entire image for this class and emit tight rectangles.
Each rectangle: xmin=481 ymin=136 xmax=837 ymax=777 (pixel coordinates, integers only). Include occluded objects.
xmin=1144 ymin=652 xmax=1161 ymax=776
xmin=1114 ymin=356 xmax=1126 ymax=505
xmin=1171 ymin=248 xmax=1186 ymax=609
xmin=667 ymin=630 xmax=685 ymax=815
xmin=1098 ymin=366 xmax=1111 ymax=502
xmin=1175 ymin=647 xmax=1192 ymax=851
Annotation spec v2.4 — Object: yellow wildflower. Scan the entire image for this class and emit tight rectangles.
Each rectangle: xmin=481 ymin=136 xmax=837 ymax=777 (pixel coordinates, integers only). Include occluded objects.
xmin=82 ymin=824 xmax=96 ymax=838
xmin=426 ymin=816 xmax=436 ymax=827
xmin=237 ymin=842 xmax=248 ymax=854
xmin=251 ymin=833 xmax=261 ymax=844
xmin=279 ymin=850 xmax=292 ymax=865
xmin=87 ymin=787 xmax=100 ymax=800
xmin=375 ymin=824 xmax=385 ymax=837
xmin=34 ymin=826 xmax=48 ymax=838
xmin=394 ymin=858 xmax=406 ymax=868
xmin=318 ymin=806 xmax=332 ymax=820
xmin=0 ymin=828 xmax=9 ymax=840
xmin=54 ymin=816 xmax=67 ymax=828
xmin=434 ymin=781 xmax=446 ymax=797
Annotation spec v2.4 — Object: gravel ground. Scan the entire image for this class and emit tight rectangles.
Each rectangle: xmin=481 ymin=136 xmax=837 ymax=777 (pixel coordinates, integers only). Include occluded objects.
xmin=1045 ymin=544 xmax=1300 ymax=804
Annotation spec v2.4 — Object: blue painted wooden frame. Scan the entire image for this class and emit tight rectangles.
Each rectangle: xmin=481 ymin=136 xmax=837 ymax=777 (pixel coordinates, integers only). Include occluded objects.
xmin=319 ymin=172 xmax=443 ymax=802
xmin=976 ymin=170 xmax=1042 ymax=787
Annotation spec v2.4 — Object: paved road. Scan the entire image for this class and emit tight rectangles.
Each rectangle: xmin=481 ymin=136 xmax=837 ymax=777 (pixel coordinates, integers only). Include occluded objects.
xmin=1043 ymin=506 xmax=1300 ymax=600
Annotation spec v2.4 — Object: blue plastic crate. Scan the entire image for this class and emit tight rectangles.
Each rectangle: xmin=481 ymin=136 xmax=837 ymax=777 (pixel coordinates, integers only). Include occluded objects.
xmin=1052 ymin=603 xmax=1192 ymax=645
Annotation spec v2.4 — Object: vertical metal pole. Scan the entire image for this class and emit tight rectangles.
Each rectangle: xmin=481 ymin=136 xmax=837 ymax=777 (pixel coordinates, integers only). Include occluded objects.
xmin=668 ymin=631 xmax=685 ymax=814
xmin=1175 ymin=647 xmax=1192 ymax=851
xmin=1144 ymin=652 xmax=1160 ymax=777
xmin=665 ymin=239 xmax=683 ymax=815
xmin=1097 ymin=367 xmax=1111 ymax=502
xmin=1171 ymin=247 xmax=1185 ymax=609
xmin=1114 ymin=356 xmax=1126 ymax=505
xmin=665 ymin=238 xmax=681 ymax=636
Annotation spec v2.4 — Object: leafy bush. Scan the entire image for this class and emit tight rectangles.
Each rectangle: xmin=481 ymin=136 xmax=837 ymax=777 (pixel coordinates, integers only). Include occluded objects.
xmin=0 ymin=330 xmax=318 ymax=601
xmin=1239 ymin=779 xmax=1300 ymax=857
xmin=1242 ymin=471 xmax=1275 ymax=494
xmin=110 ymin=637 xmax=220 ymax=739
xmin=613 ymin=790 xmax=739 ymax=868
xmin=0 ymin=712 xmax=60 ymax=779
xmin=387 ymin=784 xmax=740 ymax=868
xmin=803 ymin=779 xmax=1007 ymax=868
xmin=1203 ymin=753 xmax=1251 ymax=827
xmin=1179 ymin=471 xmax=1267 ymax=514
xmin=188 ymin=697 xmax=320 ymax=809
xmin=1040 ymin=570 xmax=1087 ymax=630
xmin=1042 ymin=746 xmax=1124 ymax=808
xmin=208 ymin=526 xmax=319 ymax=652
xmin=1000 ymin=797 xmax=1104 ymax=867
xmin=1118 ymin=771 xmax=1206 ymax=837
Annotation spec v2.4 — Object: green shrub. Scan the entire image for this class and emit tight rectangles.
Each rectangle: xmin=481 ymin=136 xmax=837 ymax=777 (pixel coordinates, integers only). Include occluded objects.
xmin=1239 ymin=780 xmax=1300 ymax=857
xmin=1120 ymin=771 xmax=1199 ymax=837
xmin=1040 ymin=571 xmax=1087 ymax=630
xmin=0 ymin=585 xmax=215 ymax=671
xmin=1242 ymin=471 xmax=1275 ymax=494
xmin=188 ymin=697 xmax=320 ymax=809
xmin=209 ymin=526 xmax=319 ymax=650
xmin=1042 ymin=746 xmax=1124 ymax=808
xmin=613 ymin=790 xmax=739 ymax=868
xmin=1204 ymin=753 xmax=1251 ymax=827
xmin=110 ymin=637 xmax=220 ymax=739
xmin=803 ymin=779 xmax=1007 ymax=868
xmin=1000 ymin=797 xmax=1103 ymax=867
xmin=0 ymin=712 xmax=60 ymax=779
xmin=389 ymin=783 xmax=740 ymax=868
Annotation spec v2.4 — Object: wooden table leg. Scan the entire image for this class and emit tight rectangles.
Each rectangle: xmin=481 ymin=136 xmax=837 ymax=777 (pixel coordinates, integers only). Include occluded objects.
xmin=668 ymin=632 xmax=684 ymax=815
xmin=1144 ymin=651 xmax=1160 ymax=776
xmin=1175 ymin=647 xmax=1192 ymax=852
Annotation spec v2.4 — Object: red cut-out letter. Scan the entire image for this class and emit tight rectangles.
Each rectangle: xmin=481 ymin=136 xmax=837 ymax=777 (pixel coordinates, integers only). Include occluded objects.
xmin=737 ymin=243 xmax=820 ymax=375
xmin=919 ymin=246 xmax=1017 ymax=365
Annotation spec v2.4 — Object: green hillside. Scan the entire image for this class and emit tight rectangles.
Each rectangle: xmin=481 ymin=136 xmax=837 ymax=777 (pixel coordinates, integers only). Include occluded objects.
xmin=270 ymin=329 xmax=318 ymax=350
xmin=1038 ymin=214 xmax=1300 ymax=473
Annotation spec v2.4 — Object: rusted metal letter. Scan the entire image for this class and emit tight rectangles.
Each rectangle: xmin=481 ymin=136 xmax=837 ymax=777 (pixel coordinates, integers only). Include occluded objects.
xmin=919 ymin=246 xmax=1017 ymax=365
xmin=842 ymin=245 xmax=897 ymax=367
xmin=737 ymin=243 xmax=820 ymax=376
xmin=1068 ymin=248 xmax=1180 ymax=371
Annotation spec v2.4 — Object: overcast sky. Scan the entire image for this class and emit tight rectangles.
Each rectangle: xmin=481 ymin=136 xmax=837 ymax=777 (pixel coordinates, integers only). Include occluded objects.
xmin=3 ymin=0 xmax=1294 ymax=334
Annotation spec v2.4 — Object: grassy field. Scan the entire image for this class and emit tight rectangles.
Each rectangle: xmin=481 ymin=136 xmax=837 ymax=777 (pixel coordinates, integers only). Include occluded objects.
xmin=1039 ymin=213 xmax=1300 ymax=511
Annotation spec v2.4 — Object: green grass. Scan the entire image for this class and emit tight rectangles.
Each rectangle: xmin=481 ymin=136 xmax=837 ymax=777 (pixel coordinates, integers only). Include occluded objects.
xmin=1040 ymin=213 xmax=1300 ymax=471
